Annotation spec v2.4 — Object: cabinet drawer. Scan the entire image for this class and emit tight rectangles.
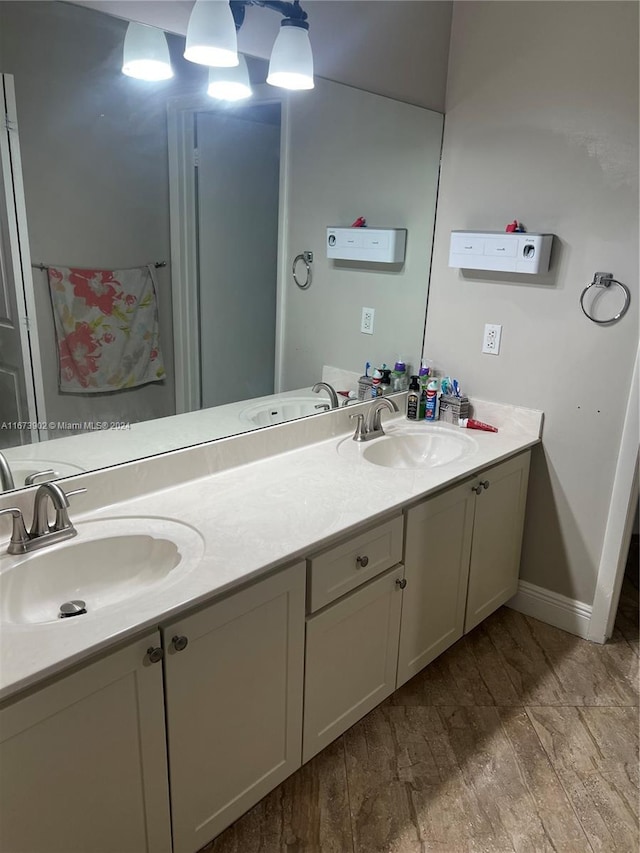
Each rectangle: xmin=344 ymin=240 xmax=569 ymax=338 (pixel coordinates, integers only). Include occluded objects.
xmin=307 ymin=515 xmax=404 ymax=612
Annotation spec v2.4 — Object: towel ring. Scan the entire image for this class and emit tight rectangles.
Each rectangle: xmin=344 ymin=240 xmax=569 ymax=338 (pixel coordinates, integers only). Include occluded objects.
xmin=580 ymin=272 xmax=631 ymax=324
xmin=293 ymin=251 xmax=313 ymax=290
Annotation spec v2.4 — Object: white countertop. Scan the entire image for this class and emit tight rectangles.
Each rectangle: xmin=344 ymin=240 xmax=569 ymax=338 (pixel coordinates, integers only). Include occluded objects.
xmin=0 ymin=398 xmax=542 ymax=703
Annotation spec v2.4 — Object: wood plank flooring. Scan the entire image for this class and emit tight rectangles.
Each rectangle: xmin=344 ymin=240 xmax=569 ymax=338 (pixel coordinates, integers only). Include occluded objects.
xmin=202 ymin=582 xmax=639 ymax=853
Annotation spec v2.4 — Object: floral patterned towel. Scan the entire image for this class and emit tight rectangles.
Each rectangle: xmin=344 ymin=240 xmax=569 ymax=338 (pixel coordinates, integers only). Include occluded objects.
xmin=48 ymin=265 xmax=166 ymax=393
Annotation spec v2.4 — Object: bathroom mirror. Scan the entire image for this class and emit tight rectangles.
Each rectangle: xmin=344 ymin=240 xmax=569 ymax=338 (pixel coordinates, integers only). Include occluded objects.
xmin=0 ymin=0 xmax=443 ymax=491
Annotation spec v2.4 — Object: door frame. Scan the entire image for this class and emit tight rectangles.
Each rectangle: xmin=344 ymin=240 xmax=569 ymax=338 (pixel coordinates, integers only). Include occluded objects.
xmin=0 ymin=74 xmax=47 ymax=441
xmin=588 ymin=341 xmax=639 ymax=643
xmin=167 ymin=86 xmax=289 ymax=414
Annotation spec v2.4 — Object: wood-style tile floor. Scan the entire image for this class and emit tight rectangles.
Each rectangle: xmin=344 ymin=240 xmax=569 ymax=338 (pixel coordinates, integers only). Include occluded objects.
xmin=203 ymin=579 xmax=639 ymax=853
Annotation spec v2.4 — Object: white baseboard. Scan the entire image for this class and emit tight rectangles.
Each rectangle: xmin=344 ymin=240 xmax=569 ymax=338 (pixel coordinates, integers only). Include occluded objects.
xmin=507 ymin=580 xmax=593 ymax=640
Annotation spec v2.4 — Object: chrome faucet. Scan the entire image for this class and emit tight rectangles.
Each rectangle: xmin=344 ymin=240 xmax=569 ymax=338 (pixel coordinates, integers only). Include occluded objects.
xmin=0 ymin=482 xmax=86 ymax=555
xmin=312 ymin=382 xmax=339 ymax=409
xmin=0 ymin=451 xmax=15 ymax=492
xmin=350 ymin=397 xmax=399 ymax=442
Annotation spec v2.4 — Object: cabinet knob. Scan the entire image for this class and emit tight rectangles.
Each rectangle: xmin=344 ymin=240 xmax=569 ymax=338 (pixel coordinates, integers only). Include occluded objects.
xmin=396 ymin=578 xmax=407 ymax=589
xmin=472 ymin=484 xmax=483 ymax=494
xmin=356 ymin=555 xmax=369 ymax=568
xmin=147 ymin=646 xmax=164 ymax=664
xmin=171 ymin=635 xmax=189 ymax=652
xmin=480 ymin=480 xmax=490 ymax=490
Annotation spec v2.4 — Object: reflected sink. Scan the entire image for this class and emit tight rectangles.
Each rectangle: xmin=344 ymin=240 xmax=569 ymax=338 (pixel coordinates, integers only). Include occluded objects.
xmin=0 ymin=517 xmax=204 ymax=625
xmin=240 ymin=396 xmax=329 ymax=427
xmin=337 ymin=424 xmax=478 ymax=470
xmin=4 ymin=459 xmax=85 ymax=489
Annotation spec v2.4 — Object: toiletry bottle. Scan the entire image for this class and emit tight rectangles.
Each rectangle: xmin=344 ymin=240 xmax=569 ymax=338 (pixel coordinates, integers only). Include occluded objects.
xmin=358 ymin=362 xmax=373 ymax=400
xmin=424 ymin=375 xmax=439 ymax=421
xmin=459 ymin=417 xmax=498 ymax=433
xmin=371 ymin=367 xmax=383 ymax=398
xmin=380 ymin=368 xmax=392 ymax=396
xmin=418 ymin=364 xmax=429 ymax=419
xmin=392 ymin=359 xmax=407 ymax=392
xmin=406 ymin=375 xmax=420 ymax=420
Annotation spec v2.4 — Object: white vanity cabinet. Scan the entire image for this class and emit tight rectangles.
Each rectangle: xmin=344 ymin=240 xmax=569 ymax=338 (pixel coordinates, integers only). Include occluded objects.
xmin=161 ymin=562 xmax=306 ymax=853
xmin=302 ymin=516 xmax=404 ymax=762
xmin=0 ymin=631 xmax=172 ymax=853
xmin=397 ymin=451 xmax=531 ymax=688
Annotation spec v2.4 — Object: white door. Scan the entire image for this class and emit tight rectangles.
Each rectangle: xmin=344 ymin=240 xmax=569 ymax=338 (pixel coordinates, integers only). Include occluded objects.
xmin=196 ymin=105 xmax=280 ymax=408
xmin=0 ymin=74 xmax=46 ymax=448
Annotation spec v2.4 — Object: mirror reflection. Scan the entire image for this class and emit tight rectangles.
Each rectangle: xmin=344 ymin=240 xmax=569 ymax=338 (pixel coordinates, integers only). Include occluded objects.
xmin=0 ymin=0 xmax=443 ymax=492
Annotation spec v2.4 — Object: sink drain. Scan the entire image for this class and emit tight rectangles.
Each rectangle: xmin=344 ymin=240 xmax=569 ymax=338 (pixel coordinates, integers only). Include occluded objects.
xmin=59 ymin=600 xmax=87 ymax=618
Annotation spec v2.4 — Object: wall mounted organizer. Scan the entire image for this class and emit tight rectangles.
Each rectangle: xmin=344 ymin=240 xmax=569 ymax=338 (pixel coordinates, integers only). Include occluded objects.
xmin=326 ymin=228 xmax=407 ymax=263
xmin=448 ymin=231 xmax=553 ymax=274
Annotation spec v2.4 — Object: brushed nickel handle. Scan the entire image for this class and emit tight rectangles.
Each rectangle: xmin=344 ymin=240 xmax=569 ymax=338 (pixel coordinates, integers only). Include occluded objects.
xmin=396 ymin=578 xmax=407 ymax=590
xmin=171 ymin=635 xmax=189 ymax=652
xmin=147 ymin=647 xmax=164 ymax=664
xmin=356 ymin=555 xmax=369 ymax=568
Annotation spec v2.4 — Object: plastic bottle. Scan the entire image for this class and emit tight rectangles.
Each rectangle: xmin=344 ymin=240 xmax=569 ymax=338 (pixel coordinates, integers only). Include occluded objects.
xmin=424 ymin=375 xmax=439 ymax=421
xmin=380 ymin=368 xmax=392 ymax=396
xmin=406 ymin=375 xmax=420 ymax=420
xmin=371 ymin=367 xmax=383 ymax=398
xmin=392 ymin=359 xmax=408 ymax=392
xmin=418 ymin=364 xmax=429 ymax=419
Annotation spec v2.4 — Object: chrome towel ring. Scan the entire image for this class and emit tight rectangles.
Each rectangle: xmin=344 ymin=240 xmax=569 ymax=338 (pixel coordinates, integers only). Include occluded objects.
xmin=293 ymin=251 xmax=313 ymax=289
xmin=580 ymin=272 xmax=631 ymax=324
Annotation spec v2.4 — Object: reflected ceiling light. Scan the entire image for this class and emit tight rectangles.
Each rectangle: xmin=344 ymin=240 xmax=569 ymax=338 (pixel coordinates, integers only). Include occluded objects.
xmin=184 ymin=0 xmax=239 ymax=67
xmin=207 ymin=55 xmax=252 ymax=100
xmin=266 ymin=18 xmax=313 ymax=90
xmin=122 ymin=21 xmax=173 ymax=81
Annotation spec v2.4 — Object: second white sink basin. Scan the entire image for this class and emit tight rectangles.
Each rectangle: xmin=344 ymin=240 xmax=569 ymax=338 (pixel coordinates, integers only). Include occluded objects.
xmin=0 ymin=516 xmax=204 ymax=625
xmin=240 ymin=396 xmax=329 ymax=427
xmin=338 ymin=424 xmax=478 ymax=470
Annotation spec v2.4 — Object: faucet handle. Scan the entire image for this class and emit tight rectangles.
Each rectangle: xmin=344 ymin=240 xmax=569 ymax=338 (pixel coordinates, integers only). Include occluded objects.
xmin=24 ymin=469 xmax=57 ymax=487
xmin=0 ymin=507 xmax=30 ymax=554
xmin=350 ymin=413 xmax=367 ymax=442
xmin=51 ymin=487 xmax=87 ymax=532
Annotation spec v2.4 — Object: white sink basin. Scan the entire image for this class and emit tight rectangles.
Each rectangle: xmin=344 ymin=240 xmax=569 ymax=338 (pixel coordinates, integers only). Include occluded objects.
xmin=0 ymin=517 xmax=204 ymax=625
xmin=337 ymin=424 xmax=478 ymax=469
xmin=241 ymin=396 xmax=329 ymax=427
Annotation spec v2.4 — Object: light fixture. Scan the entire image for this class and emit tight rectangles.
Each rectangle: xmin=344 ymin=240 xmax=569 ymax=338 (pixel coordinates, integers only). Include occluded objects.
xmin=266 ymin=18 xmax=314 ymax=90
xmin=207 ymin=55 xmax=252 ymax=100
xmin=184 ymin=0 xmax=239 ymax=67
xmin=122 ymin=22 xmax=173 ymax=81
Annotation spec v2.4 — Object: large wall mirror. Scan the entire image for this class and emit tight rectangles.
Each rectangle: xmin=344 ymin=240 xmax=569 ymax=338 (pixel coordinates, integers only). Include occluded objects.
xmin=0 ymin=0 xmax=443 ymax=493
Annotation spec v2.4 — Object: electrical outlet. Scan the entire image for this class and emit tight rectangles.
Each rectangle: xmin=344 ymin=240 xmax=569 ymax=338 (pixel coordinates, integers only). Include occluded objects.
xmin=361 ymin=307 xmax=375 ymax=335
xmin=482 ymin=323 xmax=502 ymax=355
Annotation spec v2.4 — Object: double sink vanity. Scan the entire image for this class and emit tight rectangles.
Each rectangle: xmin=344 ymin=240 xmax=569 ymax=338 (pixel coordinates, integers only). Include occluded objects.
xmin=0 ymin=396 xmax=542 ymax=853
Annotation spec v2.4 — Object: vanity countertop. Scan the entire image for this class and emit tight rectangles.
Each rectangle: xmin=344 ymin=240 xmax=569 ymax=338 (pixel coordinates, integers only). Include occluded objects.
xmin=0 ymin=400 xmax=542 ymax=702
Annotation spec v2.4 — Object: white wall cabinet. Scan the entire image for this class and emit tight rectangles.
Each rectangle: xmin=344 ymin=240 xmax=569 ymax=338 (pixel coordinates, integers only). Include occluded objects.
xmin=397 ymin=451 xmax=531 ymax=689
xmin=0 ymin=631 xmax=172 ymax=853
xmin=162 ymin=562 xmax=306 ymax=853
xmin=303 ymin=563 xmax=405 ymax=762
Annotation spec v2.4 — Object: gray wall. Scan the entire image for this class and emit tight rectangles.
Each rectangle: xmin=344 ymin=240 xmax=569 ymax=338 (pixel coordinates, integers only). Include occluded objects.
xmin=76 ymin=0 xmax=454 ymax=111
xmin=426 ymin=0 xmax=639 ymax=606
xmin=281 ymin=78 xmax=443 ymax=390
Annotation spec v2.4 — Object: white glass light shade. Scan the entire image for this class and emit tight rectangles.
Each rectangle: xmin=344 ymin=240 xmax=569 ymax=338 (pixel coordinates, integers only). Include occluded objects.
xmin=207 ymin=55 xmax=252 ymax=101
xmin=184 ymin=0 xmax=238 ymax=67
xmin=267 ymin=23 xmax=314 ymax=91
xmin=122 ymin=22 xmax=173 ymax=81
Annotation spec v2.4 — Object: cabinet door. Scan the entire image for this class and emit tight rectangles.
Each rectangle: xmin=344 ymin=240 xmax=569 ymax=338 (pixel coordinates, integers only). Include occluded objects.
xmin=0 ymin=632 xmax=171 ymax=853
xmin=303 ymin=564 xmax=404 ymax=763
xmin=397 ymin=481 xmax=475 ymax=688
xmin=163 ymin=562 xmax=305 ymax=853
xmin=465 ymin=451 xmax=531 ymax=632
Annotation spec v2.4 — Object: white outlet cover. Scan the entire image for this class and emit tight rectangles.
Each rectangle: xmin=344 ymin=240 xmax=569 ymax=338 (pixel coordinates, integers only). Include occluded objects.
xmin=361 ymin=307 xmax=375 ymax=335
xmin=482 ymin=323 xmax=502 ymax=355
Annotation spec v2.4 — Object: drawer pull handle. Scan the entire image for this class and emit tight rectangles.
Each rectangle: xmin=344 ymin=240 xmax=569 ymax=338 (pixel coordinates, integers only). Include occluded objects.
xmin=472 ymin=484 xmax=483 ymax=494
xmin=480 ymin=480 xmax=490 ymax=490
xmin=356 ymin=555 xmax=369 ymax=568
xmin=171 ymin=635 xmax=189 ymax=652
xmin=396 ymin=578 xmax=407 ymax=590
xmin=147 ymin=646 xmax=164 ymax=664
